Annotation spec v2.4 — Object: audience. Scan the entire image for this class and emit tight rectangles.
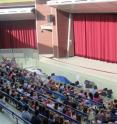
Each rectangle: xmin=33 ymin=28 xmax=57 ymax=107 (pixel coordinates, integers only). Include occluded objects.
xmin=0 ymin=57 xmax=116 ymax=124
xmin=31 ymin=110 xmax=41 ymax=124
xmin=21 ymin=105 xmax=31 ymax=123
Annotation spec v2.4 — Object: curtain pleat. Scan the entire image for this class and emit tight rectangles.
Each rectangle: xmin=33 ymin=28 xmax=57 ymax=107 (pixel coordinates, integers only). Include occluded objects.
xmin=73 ymin=14 xmax=117 ymax=63
xmin=0 ymin=20 xmax=37 ymax=49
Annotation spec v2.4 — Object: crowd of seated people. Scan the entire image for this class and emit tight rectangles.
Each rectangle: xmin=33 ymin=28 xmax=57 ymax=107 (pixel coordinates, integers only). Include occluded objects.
xmin=0 ymin=57 xmax=82 ymax=124
xmin=0 ymin=57 xmax=117 ymax=124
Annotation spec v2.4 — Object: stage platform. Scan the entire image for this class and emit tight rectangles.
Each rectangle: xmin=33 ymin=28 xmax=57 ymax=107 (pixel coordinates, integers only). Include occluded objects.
xmin=54 ymin=56 xmax=117 ymax=81
xmin=38 ymin=55 xmax=117 ymax=98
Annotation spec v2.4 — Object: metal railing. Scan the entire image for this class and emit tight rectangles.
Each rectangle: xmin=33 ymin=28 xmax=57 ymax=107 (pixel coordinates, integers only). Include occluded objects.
xmin=0 ymin=102 xmax=31 ymax=124
xmin=0 ymin=89 xmax=80 ymax=124
xmin=37 ymin=91 xmax=88 ymax=116
xmin=18 ymin=91 xmax=80 ymax=124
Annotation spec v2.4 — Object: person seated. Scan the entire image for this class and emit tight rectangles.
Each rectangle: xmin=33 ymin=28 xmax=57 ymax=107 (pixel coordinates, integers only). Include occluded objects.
xmin=93 ymin=92 xmax=101 ymax=103
xmin=42 ymin=118 xmax=48 ymax=124
xmin=89 ymin=86 xmax=97 ymax=95
xmin=21 ymin=105 xmax=31 ymax=122
xmin=31 ymin=110 xmax=41 ymax=124
xmin=74 ymin=81 xmax=82 ymax=88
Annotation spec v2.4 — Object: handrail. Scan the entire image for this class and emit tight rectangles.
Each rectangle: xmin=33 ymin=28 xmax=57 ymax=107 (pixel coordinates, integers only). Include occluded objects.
xmin=39 ymin=87 xmax=103 ymax=117
xmin=0 ymin=67 xmax=100 ymax=119
xmin=37 ymin=90 xmax=88 ymax=116
xmin=0 ymin=77 xmax=88 ymax=117
xmin=0 ymin=102 xmax=31 ymax=124
xmin=42 ymin=80 xmax=103 ymax=106
xmin=0 ymin=67 xmax=102 ymax=106
xmin=17 ymin=88 xmax=87 ymax=117
xmin=0 ymin=90 xmax=50 ymax=122
xmin=44 ymin=88 xmax=102 ymax=106
xmin=18 ymin=91 xmax=80 ymax=124
xmin=0 ymin=82 xmax=80 ymax=123
xmin=0 ymin=90 xmax=23 ymax=106
xmin=69 ymin=92 xmax=103 ymax=106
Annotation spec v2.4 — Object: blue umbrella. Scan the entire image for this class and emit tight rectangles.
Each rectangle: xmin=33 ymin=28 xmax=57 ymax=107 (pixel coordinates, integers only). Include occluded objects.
xmin=51 ymin=75 xmax=71 ymax=84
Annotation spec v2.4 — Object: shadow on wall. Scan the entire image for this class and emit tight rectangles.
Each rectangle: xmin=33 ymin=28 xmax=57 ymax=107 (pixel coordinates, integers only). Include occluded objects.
xmin=38 ymin=44 xmax=68 ymax=57
xmin=58 ymin=45 xmax=67 ymax=58
xmin=35 ymin=9 xmax=46 ymax=21
xmin=0 ymin=28 xmax=39 ymax=68
xmin=0 ymin=31 xmax=37 ymax=49
xmin=0 ymin=21 xmax=68 ymax=57
xmin=37 ymin=43 xmax=67 ymax=58
xmin=0 ymin=20 xmax=37 ymax=49
xmin=36 ymin=0 xmax=48 ymax=4
xmin=37 ymin=42 xmax=53 ymax=54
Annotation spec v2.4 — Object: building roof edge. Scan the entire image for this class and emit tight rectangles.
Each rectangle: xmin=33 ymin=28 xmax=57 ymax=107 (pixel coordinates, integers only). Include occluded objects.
xmin=0 ymin=1 xmax=35 ymax=9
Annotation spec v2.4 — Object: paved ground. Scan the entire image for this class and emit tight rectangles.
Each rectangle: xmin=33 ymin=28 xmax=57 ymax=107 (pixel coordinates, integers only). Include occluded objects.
xmin=0 ymin=55 xmax=117 ymax=124
xmin=38 ymin=55 xmax=117 ymax=98
xmin=0 ymin=103 xmax=23 ymax=124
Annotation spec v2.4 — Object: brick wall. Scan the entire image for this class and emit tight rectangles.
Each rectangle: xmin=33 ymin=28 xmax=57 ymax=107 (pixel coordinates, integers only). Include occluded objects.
xmin=36 ymin=0 xmax=53 ymax=54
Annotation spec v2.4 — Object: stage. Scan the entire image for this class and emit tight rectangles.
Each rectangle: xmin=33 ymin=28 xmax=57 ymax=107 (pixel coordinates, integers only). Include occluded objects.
xmin=38 ymin=55 xmax=117 ymax=98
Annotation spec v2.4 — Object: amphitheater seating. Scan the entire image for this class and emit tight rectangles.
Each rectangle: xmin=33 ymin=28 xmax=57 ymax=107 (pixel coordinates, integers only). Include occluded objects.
xmin=0 ymin=102 xmax=31 ymax=124
xmin=0 ymin=58 xmax=117 ymax=124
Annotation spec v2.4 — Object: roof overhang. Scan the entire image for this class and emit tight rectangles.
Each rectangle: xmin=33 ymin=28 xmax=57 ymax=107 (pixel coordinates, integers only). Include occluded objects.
xmin=0 ymin=6 xmax=35 ymax=20
xmin=47 ymin=0 xmax=117 ymax=13
xmin=0 ymin=1 xmax=35 ymax=8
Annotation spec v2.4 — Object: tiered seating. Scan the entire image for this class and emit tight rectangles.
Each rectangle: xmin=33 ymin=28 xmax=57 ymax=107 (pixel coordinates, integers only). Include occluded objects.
xmin=0 ymin=101 xmax=31 ymax=124
xmin=0 ymin=57 xmax=117 ymax=124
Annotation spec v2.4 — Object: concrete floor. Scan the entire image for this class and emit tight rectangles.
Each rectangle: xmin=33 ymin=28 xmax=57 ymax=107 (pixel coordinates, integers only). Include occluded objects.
xmin=38 ymin=55 xmax=117 ymax=98
xmin=1 ymin=55 xmax=117 ymax=124
xmin=0 ymin=103 xmax=23 ymax=124
xmin=0 ymin=55 xmax=117 ymax=124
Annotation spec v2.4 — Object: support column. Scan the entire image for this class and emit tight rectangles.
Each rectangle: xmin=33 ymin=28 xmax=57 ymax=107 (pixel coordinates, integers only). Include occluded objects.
xmin=67 ymin=13 xmax=74 ymax=57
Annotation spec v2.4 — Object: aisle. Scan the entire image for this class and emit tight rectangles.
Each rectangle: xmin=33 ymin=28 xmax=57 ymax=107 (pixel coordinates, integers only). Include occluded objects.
xmin=0 ymin=103 xmax=23 ymax=124
xmin=0 ymin=112 xmax=17 ymax=124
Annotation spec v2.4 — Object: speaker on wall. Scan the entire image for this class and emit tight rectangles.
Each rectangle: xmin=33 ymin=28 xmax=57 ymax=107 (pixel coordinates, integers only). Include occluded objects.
xmin=47 ymin=15 xmax=53 ymax=23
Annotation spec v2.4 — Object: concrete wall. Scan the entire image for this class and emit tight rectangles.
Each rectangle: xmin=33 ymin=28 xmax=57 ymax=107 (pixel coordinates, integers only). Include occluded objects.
xmin=52 ymin=10 xmax=74 ymax=58
xmin=57 ymin=10 xmax=69 ymax=57
xmin=52 ymin=9 xmax=74 ymax=58
xmin=36 ymin=1 xmax=74 ymax=58
xmin=0 ymin=49 xmax=39 ymax=68
xmin=36 ymin=0 xmax=53 ymax=54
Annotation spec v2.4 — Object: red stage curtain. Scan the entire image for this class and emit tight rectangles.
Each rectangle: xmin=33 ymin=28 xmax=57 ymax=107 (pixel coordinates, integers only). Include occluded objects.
xmin=73 ymin=14 xmax=117 ymax=63
xmin=0 ymin=20 xmax=37 ymax=49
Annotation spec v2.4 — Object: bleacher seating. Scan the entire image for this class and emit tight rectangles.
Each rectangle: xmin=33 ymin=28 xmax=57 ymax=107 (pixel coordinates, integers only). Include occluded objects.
xmin=0 ymin=57 xmax=117 ymax=124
